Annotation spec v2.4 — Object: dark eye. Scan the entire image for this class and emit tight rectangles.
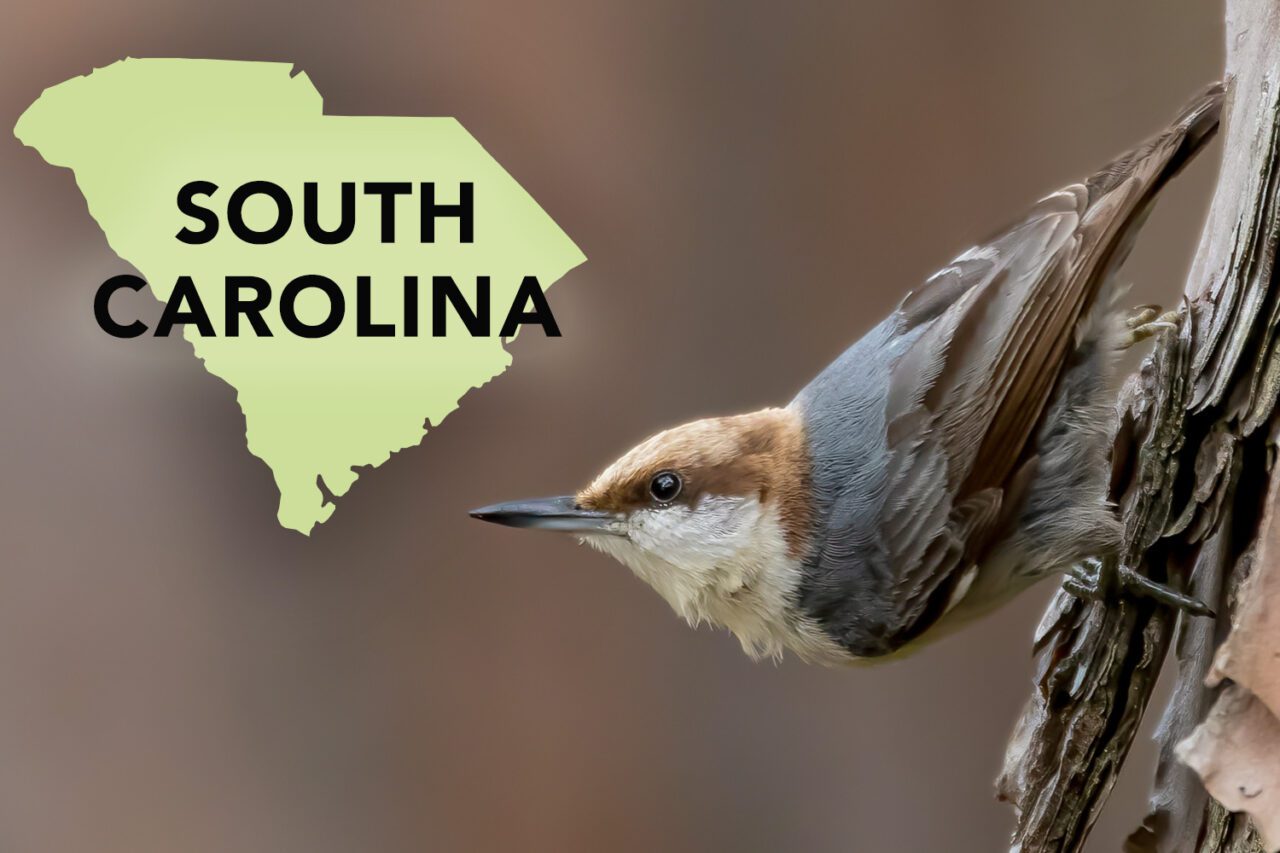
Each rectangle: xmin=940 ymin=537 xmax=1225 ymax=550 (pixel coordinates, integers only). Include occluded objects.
xmin=649 ymin=471 xmax=682 ymax=503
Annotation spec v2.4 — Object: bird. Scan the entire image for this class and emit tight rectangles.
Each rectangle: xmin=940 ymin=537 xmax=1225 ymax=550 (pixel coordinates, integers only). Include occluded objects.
xmin=471 ymin=85 xmax=1223 ymax=666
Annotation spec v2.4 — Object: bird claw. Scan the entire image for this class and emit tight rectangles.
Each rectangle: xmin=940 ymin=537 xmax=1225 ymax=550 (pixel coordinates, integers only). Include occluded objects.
xmin=1063 ymin=558 xmax=1107 ymax=602
xmin=1065 ymin=558 xmax=1215 ymax=617
xmin=1122 ymin=307 xmax=1182 ymax=348
xmin=1125 ymin=304 xmax=1161 ymax=329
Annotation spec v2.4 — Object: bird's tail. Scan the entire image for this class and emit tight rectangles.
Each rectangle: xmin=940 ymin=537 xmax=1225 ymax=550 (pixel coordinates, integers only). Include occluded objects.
xmin=1086 ymin=82 xmax=1223 ymax=204
xmin=1074 ymin=82 xmax=1224 ymax=320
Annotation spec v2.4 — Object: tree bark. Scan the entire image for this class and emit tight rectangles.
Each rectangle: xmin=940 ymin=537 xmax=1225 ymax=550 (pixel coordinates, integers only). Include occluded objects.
xmin=999 ymin=1 xmax=1280 ymax=851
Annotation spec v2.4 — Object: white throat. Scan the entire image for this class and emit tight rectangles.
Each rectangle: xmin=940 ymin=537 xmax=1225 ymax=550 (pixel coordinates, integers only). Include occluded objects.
xmin=580 ymin=496 xmax=843 ymax=664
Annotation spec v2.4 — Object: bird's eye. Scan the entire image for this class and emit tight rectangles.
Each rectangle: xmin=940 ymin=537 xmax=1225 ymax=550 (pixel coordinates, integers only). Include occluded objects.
xmin=649 ymin=471 xmax=682 ymax=503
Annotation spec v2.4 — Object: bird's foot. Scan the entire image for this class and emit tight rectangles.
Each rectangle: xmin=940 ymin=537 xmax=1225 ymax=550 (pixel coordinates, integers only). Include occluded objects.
xmin=1125 ymin=304 xmax=1161 ymax=329
xmin=1122 ymin=304 xmax=1182 ymax=348
xmin=1064 ymin=557 xmax=1215 ymax=617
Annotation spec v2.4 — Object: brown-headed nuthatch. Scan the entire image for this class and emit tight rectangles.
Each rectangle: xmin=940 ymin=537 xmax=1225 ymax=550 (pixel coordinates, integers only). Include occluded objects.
xmin=472 ymin=86 xmax=1222 ymax=665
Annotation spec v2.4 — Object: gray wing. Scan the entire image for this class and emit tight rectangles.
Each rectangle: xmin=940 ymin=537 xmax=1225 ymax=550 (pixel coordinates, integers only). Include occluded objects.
xmin=794 ymin=85 xmax=1222 ymax=656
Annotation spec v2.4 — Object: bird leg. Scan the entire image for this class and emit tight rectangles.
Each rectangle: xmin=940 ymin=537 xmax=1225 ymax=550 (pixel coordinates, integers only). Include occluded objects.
xmin=1122 ymin=303 xmax=1182 ymax=348
xmin=1063 ymin=557 xmax=1215 ymax=617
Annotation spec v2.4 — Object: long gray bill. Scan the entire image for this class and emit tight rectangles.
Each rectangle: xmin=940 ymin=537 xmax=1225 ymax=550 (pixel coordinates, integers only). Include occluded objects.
xmin=469 ymin=495 xmax=622 ymax=534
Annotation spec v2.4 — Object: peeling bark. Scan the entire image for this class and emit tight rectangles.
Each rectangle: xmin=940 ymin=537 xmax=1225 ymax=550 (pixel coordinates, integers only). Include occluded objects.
xmin=999 ymin=1 xmax=1280 ymax=851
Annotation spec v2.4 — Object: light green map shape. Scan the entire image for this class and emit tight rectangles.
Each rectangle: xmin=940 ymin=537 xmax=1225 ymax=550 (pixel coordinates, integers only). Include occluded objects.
xmin=15 ymin=58 xmax=585 ymax=534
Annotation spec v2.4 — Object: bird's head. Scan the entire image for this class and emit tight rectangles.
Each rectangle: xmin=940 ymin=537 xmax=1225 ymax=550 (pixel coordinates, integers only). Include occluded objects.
xmin=471 ymin=408 xmax=813 ymax=632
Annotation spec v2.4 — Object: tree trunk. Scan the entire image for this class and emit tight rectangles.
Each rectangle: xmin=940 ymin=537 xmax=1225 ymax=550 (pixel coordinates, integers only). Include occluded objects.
xmin=998 ymin=1 xmax=1280 ymax=851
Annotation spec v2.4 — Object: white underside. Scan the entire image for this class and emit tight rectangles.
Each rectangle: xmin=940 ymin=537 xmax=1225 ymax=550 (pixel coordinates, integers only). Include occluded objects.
xmin=580 ymin=496 xmax=847 ymax=665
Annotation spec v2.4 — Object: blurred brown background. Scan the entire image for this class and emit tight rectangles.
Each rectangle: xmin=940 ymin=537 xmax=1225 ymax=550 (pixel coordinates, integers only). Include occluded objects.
xmin=1 ymin=3 xmax=1223 ymax=851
